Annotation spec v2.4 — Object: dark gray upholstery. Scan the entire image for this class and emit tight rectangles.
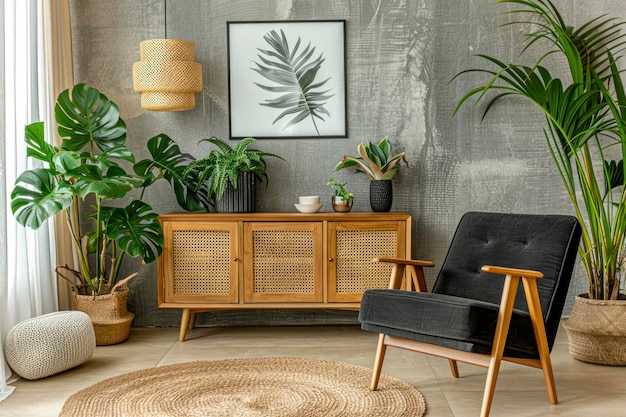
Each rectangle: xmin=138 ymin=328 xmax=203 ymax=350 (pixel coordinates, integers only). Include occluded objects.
xmin=359 ymin=212 xmax=581 ymax=359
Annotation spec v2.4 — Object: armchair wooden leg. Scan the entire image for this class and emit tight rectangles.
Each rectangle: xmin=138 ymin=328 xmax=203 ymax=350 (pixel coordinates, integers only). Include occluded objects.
xmin=370 ymin=334 xmax=387 ymax=391
xmin=481 ymin=274 xmax=520 ymax=417
xmin=522 ymin=277 xmax=558 ymax=404
xmin=448 ymin=359 xmax=459 ymax=378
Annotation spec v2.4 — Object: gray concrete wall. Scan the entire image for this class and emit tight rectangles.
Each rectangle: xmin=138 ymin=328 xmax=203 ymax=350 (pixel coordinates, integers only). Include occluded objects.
xmin=68 ymin=0 xmax=623 ymax=327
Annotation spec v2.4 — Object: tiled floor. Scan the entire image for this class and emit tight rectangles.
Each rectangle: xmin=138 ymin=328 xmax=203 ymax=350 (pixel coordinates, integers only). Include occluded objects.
xmin=1 ymin=322 xmax=625 ymax=416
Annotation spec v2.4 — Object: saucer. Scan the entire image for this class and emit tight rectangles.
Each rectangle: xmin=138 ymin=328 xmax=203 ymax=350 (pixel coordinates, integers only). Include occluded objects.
xmin=294 ymin=203 xmax=323 ymax=213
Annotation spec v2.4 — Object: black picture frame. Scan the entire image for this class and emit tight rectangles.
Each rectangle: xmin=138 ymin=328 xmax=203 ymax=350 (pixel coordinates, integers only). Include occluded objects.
xmin=227 ymin=20 xmax=347 ymax=139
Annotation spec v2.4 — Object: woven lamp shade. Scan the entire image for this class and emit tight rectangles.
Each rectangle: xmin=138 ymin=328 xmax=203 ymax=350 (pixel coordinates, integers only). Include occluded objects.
xmin=132 ymin=39 xmax=202 ymax=111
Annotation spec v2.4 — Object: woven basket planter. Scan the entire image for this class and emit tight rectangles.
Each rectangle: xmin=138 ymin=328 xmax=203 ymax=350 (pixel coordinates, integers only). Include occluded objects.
xmin=73 ymin=274 xmax=136 ymax=346
xmin=563 ymin=295 xmax=626 ymax=365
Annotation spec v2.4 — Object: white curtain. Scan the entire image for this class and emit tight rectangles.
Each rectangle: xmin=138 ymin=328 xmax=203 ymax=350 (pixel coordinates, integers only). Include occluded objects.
xmin=1 ymin=0 xmax=73 ymax=401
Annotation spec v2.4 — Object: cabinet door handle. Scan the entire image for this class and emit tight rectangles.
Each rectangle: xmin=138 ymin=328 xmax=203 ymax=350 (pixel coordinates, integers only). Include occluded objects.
xmin=233 ymin=257 xmax=238 ymax=262
xmin=328 ymin=257 xmax=333 ymax=261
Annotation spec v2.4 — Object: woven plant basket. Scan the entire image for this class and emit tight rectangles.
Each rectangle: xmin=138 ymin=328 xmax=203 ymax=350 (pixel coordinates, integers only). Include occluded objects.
xmin=563 ymin=294 xmax=626 ymax=365
xmin=73 ymin=274 xmax=136 ymax=346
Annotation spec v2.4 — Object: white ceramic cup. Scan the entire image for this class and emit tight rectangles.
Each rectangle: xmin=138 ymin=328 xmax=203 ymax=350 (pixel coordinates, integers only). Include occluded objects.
xmin=299 ymin=196 xmax=320 ymax=205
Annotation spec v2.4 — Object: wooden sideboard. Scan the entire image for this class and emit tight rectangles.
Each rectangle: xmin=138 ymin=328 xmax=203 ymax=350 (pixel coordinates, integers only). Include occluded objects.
xmin=157 ymin=212 xmax=412 ymax=341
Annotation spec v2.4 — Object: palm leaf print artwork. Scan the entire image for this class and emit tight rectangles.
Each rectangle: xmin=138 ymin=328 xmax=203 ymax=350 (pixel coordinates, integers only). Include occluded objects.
xmin=251 ymin=29 xmax=334 ymax=135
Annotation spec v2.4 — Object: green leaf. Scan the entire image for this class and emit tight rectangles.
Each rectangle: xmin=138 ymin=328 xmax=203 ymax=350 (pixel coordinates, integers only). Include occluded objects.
xmin=53 ymin=151 xmax=81 ymax=174
xmin=72 ymin=165 xmax=141 ymax=200
xmin=106 ymin=200 xmax=163 ymax=263
xmin=10 ymin=168 xmax=74 ymax=229
xmin=25 ymin=122 xmax=56 ymax=164
xmin=604 ymin=159 xmax=624 ymax=197
xmin=56 ymin=83 xmax=126 ymax=153
xmin=134 ymin=134 xmax=210 ymax=211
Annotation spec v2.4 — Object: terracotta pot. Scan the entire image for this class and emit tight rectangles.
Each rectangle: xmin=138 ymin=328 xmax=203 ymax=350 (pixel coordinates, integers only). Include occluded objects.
xmin=563 ymin=294 xmax=626 ymax=365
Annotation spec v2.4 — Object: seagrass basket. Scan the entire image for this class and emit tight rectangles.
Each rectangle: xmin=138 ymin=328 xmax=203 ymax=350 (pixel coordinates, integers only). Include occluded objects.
xmin=73 ymin=274 xmax=136 ymax=346
xmin=563 ymin=295 xmax=626 ymax=365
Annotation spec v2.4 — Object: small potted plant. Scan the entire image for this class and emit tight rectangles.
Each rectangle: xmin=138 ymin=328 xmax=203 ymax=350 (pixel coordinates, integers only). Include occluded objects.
xmin=327 ymin=178 xmax=354 ymax=213
xmin=334 ymin=136 xmax=409 ymax=212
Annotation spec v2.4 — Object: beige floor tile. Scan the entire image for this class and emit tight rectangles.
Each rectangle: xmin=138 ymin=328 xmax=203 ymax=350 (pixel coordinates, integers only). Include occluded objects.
xmin=1 ymin=322 xmax=624 ymax=417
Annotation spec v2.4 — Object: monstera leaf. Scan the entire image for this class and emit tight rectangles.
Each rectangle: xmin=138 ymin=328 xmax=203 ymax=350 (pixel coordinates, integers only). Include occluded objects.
xmin=105 ymin=200 xmax=163 ymax=263
xmin=134 ymin=134 xmax=210 ymax=211
xmin=11 ymin=168 xmax=75 ymax=229
xmin=252 ymin=29 xmax=334 ymax=135
xmin=25 ymin=122 xmax=56 ymax=164
xmin=56 ymin=83 xmax=127 ymax=152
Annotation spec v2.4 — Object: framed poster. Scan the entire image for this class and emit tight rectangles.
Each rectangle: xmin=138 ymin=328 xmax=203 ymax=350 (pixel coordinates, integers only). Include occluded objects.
xmin=227 ymin=20 xmax=347 ymax=139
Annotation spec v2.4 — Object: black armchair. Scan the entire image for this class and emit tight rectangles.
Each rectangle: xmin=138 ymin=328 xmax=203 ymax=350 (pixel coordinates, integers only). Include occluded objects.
xmin=358 ymin=212 xmax=581 ymax=417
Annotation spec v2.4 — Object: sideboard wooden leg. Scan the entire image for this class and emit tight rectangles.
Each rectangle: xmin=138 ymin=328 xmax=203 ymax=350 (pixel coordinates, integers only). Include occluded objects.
xmin=179 ymin=308 xmax=191 ymax=342
xmin=189 ymin=311 xmax=196 ymax=330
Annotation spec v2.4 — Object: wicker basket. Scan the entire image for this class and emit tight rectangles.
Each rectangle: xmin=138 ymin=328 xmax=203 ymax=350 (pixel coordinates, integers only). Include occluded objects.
xmin=73 ymin=274 xmax=136 ymax=346
xmin=563 ymin=295 xmax=626 ymax=365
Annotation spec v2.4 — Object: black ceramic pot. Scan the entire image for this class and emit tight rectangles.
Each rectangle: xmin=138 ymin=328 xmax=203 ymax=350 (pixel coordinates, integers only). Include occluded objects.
xmin=369 ymin=180 xmax=393 ymax=212
xmin=216 ymin=171 xmax=256 ymax=213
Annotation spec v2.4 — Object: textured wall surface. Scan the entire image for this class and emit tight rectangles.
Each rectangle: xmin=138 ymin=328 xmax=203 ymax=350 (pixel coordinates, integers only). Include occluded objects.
xmin=68 ymin=0 xmax=624 ymax=327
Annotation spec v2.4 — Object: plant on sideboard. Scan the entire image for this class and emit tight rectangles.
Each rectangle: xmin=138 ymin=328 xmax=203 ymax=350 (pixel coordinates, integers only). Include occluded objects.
xmin=334 ymin=136 xmax=409 ymax=212
xmin=183 ymin=136 xmax=284 ymax=212
xmin=136 ymin=136 xmax=284 ymax=213
xmin=454 ymin=0 xmax=626 ymax=364
xmin=334 ymin=136 xmax=409 ymax=181
xmin=327 ymin=177 xmax=354 ymax=213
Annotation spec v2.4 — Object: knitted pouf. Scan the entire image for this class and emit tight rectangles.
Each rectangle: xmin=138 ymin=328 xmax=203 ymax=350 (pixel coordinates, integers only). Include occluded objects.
xmin=5 ymin=311 xmax=95 ymax=380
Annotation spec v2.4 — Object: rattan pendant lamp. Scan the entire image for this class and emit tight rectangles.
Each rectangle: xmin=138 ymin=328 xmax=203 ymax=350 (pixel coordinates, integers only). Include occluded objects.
xmin=132 ymin=1 xmax=202 ymax=111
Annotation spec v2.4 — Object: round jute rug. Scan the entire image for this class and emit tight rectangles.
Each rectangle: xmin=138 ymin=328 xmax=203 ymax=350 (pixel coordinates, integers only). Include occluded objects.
xmin=59 ymin=357 xmax=426 ymax=416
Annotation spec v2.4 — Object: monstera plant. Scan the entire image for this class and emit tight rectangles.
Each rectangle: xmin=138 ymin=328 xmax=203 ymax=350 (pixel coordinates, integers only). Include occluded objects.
xmin=11 ymin=84 xmax=163 ymax=296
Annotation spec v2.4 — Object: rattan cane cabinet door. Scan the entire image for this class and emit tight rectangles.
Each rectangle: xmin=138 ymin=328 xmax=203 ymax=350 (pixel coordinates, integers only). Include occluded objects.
xmin=243 ymin=222 xmax=323 ymax=303
xmin=161 ymin=221 xmax=239 ymax=304
xmin=327 ymin=221 xmax=406 ymax=302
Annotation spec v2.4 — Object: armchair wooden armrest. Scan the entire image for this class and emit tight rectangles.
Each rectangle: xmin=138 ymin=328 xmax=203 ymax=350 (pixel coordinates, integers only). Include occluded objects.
xmin=373 ymin=257 xmax=435 ymax=292
xmin=481 ymin=265 xmax=543 ymax=279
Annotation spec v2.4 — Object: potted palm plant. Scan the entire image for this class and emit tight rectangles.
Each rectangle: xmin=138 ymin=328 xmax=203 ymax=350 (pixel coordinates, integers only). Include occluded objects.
xmin=455 ymin=0 xmax=626 ymax=364
xmin=334 ymin=136 xmax=409 ymax=212
xmin=11 ymin=84 xmax=163 ymax=345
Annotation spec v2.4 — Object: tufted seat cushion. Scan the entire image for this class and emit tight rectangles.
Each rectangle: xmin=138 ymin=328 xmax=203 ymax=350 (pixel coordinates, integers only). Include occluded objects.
xmin=5 ymin=311 xmax=95 ymax=380
xmin=360 ymin=289 xmax=538 ymax=357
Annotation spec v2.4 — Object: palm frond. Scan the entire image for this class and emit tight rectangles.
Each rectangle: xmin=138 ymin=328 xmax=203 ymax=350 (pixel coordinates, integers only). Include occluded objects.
xmin=251 ymin=29 xmax=335 ymax=135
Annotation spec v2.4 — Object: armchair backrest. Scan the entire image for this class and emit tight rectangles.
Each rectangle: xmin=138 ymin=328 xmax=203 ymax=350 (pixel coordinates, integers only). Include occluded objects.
xmin=432 ymin=212 xmax=581 ymax=347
